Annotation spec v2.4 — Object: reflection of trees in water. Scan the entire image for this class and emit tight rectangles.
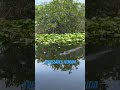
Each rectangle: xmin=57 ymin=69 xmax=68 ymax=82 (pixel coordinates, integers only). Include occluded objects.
xmin=35 ymin=44 xmax=84 ymax=60
xmin=35 ymin=44 xmax=84 ymax=73
xmin=86 ymin=47 xmax=120 ymax=90
xmin=50 ymin=60 xmax=80 ymax=74
xmin=0 ymin=20 xmax=34 ymax=88
xmin=0 ymin=44 xmax=34 ymax=87
xmin=100 ymin=66 xmax=120 ymax=80
xmin=37 ymin=59 xmax=80 ymax=74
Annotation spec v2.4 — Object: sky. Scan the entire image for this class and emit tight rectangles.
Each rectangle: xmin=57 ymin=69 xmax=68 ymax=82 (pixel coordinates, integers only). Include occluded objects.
xmin=35 ymin=0 xmax=85 ymax=5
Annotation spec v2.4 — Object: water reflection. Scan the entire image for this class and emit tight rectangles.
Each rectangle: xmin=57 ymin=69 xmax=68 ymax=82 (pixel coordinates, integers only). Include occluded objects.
xmin=0 ymin=44 xmax=34 ymax=90
xmin=35 ymin=44 xmax=85 ymax=60
xmin=36 ymin=59 xmax=80 ymax=74
xmin=86 ymin=46 xmax=120 ymax=89
xmin=0 ymin=19 xmax=34 ymax=88
xmin=35 ymin=44 xmax=85 ymax=90
xmin=35 ymin=60 xmax=85 ymax=90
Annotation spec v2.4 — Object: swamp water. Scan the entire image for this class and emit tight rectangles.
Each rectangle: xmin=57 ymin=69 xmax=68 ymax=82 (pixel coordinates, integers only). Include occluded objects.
xmin=35 ymin=44 xmax=85 ymax=90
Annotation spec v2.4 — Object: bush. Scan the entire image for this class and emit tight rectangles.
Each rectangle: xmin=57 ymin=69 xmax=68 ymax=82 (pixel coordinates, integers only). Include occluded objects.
xmin=86 ymin=17 xmax=120 ymax=46
xmin=36 ymin=33 xmax=85 ymax=46
xmin=35 ymin=0 xmax=85 ymax=34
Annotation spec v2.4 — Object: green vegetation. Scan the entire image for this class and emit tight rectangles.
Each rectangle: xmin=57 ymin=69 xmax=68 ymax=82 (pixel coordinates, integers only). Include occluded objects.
xmin=35 ymin=0 xmax=85 ymax=62
xmin=86 ymin=17 xmax=120 ymax=46
xmin=35 ymin=0 xmax=85 ymax=47
xmin=0 ymin=20 xmax=34 ymax=46
xmin=0 ymin=0 xmax=35 ymax=88
xmin=35 ymin=0 xmax=85 ymax=34
xmin=36 ymin=33 xmax=85 ymax=46
xmin=0 ymin=19 xmax=34 ymax=87
xmin=86 ymin=0 xmax=120 ymax=47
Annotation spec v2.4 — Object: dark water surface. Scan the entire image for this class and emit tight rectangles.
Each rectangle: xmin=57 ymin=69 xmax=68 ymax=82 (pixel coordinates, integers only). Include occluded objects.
xmin=86 ymin=46 xmax=120 ymax=89
xmin=0 ymin=80 xmax=21 ymax=90
xmin=0 ymin=44 xmax=34 ymax=90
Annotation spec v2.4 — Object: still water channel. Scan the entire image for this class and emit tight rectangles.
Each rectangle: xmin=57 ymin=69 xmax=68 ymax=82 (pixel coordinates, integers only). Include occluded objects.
xmin=35 ymin=44 xmax=85 ymax=90
xmin=1 ymin=42 xmax=120 ymax=90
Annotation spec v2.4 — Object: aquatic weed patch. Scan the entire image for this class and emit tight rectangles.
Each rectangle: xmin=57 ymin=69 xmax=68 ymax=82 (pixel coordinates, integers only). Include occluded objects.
xmin=35 ymin=33 xmax=85 ymax=46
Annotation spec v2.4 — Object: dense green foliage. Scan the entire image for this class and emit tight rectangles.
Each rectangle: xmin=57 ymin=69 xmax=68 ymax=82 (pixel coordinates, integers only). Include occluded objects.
xmin=0 ymin=20 xmax=34 ymax=46
xmin=0 ymin=20 xmax=35 ymax=87
xmin=35 ymin=0 xmax=85 ymax=34
xmin=0 ymin=1 xmax=34 ymax=88
xmin=86 ymin=17 xmax=120 ymax=46
xmin=84 ymin=0 xmax=120 ymax=86
xmin=36 ymin=33 xmax=85 ymax=46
